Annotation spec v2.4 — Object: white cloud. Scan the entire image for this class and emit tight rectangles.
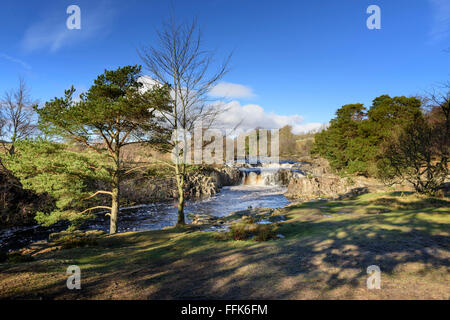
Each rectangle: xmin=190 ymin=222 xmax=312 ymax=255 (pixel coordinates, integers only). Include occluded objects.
xmin=139 ymin=77 xmax=323 ymax=134
xmin=209 ymin=82 xmax=256 ymax=99
xmin=21 ymin=3 xmax=115 ymax=53
xmin=215 ymin=101 xmax=323 ymax=134
xmin=139 ymin=75 xmax=194 ymax=102
xmin=139 ymin=76 xmax=159 ymax=89
xmin=429 ymin=0 xmax=450 ymax=42
xmin=0 ymin=53 xmax=31 ymax=70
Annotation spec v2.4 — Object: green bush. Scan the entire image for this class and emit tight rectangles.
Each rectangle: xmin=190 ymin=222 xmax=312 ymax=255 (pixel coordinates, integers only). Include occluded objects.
xmin=56 ymin=236 xmax=98 ymax=249
xmin=50 ymin=230 xmax=103 ymax=249
xmin=2 ymin=139 xmax=112 ymax=227
xmin=254 ymin=224 xmax=277 ymax=242
xmin=215 ymin=221 xmax=278 ymax=242
xmin=312 ymin=95 xmax=423 ymax=176
xmin=229 ymin=222 xmax=253 ymax=240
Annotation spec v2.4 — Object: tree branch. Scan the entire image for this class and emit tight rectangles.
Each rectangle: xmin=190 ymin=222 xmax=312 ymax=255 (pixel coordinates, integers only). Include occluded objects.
xmin=83 ymin=190 xmax=113 ymax=200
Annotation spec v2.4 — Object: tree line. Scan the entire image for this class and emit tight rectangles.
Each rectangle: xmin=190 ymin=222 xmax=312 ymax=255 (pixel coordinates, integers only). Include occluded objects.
xmin=312 ymin=87 xmax=449 ymax=195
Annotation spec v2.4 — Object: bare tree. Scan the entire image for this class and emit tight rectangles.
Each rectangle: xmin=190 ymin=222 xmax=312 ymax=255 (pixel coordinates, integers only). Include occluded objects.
xmin=0 ymin=77 xmax=37 ymax=155
xmin=426 ymin=82 xmax=450 ymax=137
xmin=279 ymin=125 xmax=298 ymax=156
xmin=426 ymin=83 xmax=449 ymax=181
xmin=138 ymin=17 xmax=231 ymax=225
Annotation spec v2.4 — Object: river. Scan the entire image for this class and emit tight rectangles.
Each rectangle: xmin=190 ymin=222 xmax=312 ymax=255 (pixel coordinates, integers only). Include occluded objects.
xmin=0 ymin=183 xmax=290 ymax=252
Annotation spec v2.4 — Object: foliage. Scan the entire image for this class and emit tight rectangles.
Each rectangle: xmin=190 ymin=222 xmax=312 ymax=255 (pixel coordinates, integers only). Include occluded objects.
xmin=52 ymin=233 xmax=100 ymax=249
xmin=214 ymin=221 xmax=278 ymax=242
xmin=377 ymin=88 xmax=449 ymax=195
xmin=279 ymin=125 xmax=298 ymax=156
xmin=37 ymin=66 xmax=171 ymax=147
xmin=35 ymin=65 xmax=171 ymax=233
xmin=312 ymin=95 xmax=423 ymax=176
xmin=2 ymin=139 xmax=112 ymax=227
xmin=0 ymin=161 xmax=53 ymax=227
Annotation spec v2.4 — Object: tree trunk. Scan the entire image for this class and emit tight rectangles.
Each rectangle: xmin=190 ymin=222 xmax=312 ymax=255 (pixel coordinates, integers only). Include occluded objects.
xmin=110 ymin=184 xmax=119 ymax=234
xmin=177 ymin=195 xmax=185 ymax=225
xmin=110 ymin=146 xmax=121 ymax=234
xmin=8 ymin=145 xmax=15 ymax=156
xmin=9 ymin=134 xmax=16 ymax=156
xmin=177 ymin=176 xmax=185 ymax=225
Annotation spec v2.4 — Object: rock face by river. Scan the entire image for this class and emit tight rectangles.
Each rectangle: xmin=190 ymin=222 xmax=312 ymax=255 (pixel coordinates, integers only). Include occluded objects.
xmin=185 ymin=167 xmax=242 ymax=198
xmin=283 ymin=159 xmax=382 ymax=200
xmin=121 ymin=166 xmax=242 ymax=204
xmin=285 ymin=175 xmax=360 ymax=199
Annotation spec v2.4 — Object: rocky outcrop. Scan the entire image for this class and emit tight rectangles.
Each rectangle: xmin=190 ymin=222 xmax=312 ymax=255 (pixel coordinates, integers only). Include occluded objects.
xmin=185 ymin=167 xmax=241 ymax=198
xmin=121 ymin=166 xmax=241 ymax=205
xmin=0 ymin=166 xmax=54 ymax=228
xmin=275 ymin=169 xmax=301 ymax=185
xmin=284 ymin=157 xmax=396 ymax=200
xmin=185 ymin=172 xmax=219 ymax=198
xmin=120 ymin=177 xmax=177 ymax=203
xmin=285 ymin=174 xmax=373 ymax=200
xmin=189 ymin=206 xmax=286 ymax=227
xmin=289 ymin=157 xmax=332 ymax=177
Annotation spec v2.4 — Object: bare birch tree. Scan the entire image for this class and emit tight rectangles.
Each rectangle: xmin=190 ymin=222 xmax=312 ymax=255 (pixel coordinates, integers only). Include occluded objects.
xmin=0 ymin=77 xmax=37 ymax=155
xmin=138 ymin=18 xmax=231 ymax=225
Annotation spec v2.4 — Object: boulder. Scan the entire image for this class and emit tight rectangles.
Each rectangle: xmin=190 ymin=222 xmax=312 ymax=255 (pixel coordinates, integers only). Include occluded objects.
xmin=189 ymin=214 xmax=219 ymax=225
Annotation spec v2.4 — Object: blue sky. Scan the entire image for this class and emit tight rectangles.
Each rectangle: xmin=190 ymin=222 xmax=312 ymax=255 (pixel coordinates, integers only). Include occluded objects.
xmin=0 ymin=0 xmax=449 ymax=132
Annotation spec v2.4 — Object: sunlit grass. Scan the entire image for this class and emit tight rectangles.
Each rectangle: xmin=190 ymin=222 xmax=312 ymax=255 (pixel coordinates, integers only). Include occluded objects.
xmin=0 ymin=192 xmax=448 ymax=299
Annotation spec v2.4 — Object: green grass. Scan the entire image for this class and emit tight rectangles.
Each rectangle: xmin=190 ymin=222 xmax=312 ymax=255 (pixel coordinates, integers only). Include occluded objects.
xmin=0 ymin=192 xmax=448 ymax=300
xmin=278 ymin=192 xmax=449 ymax=239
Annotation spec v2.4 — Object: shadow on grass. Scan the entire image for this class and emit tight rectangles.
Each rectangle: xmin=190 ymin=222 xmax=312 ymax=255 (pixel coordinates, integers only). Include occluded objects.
xmin=1 ymin=193 xmax=449 ymax=299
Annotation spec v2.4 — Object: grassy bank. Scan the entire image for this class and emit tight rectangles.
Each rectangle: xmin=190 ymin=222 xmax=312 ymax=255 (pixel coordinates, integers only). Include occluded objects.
xmin=0 ymin=192 xmax=449 ymax=299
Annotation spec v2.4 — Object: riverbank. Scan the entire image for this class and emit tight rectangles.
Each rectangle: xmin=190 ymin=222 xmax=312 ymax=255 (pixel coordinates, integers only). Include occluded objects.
xmin=0 ymin=184 xmax=289 ymax=252
xmin=0 ymin=192 xmax=449 ymax=299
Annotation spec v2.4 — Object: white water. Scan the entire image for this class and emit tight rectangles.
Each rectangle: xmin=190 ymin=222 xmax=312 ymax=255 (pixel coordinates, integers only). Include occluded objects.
xmin=241 ymin=170 xmax=288 ymax=186
xmin=240 ymin=162 xmax=304 ymax=186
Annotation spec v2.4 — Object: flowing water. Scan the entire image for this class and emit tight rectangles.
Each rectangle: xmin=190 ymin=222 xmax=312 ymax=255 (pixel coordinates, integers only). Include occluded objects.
xmin=0 ymin=165 xmax=298 ymax=252
xmin=83 ymin=184 xmax=289 ymax=234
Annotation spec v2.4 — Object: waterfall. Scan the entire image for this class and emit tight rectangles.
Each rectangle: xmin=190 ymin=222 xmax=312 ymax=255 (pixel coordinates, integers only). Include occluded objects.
xmin=242 ymin=171 xmax=265 ymax=185
xmin=239 ymin=165 xmax=304 ymax=186
xmin=240 ymin=168 xmax=296 ymax=186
